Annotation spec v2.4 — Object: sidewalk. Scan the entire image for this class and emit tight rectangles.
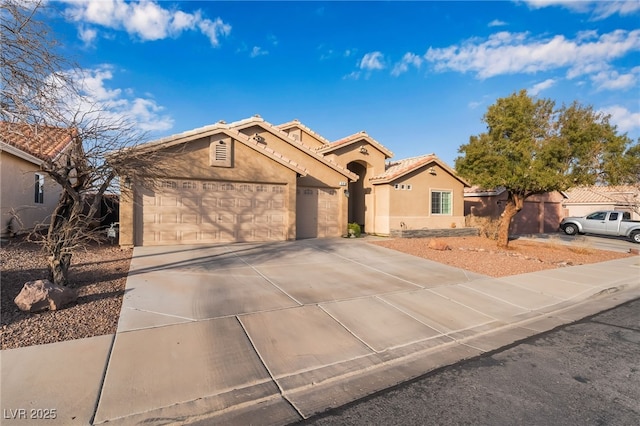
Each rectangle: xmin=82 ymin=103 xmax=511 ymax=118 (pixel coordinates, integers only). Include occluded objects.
xmin=2 ymin=240 xmax=639 ymax=425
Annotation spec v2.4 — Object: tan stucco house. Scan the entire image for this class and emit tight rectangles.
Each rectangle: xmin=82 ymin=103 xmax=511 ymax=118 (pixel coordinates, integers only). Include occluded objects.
xmin=562 ymin=185 xmax=639 ymax=220
xmin=464 ymin=187 xmax=566 ymax=235
xmin=119 ymin=116 xmax=469 ymax=247
xmin=0 ymin=122 xmax=73 ymax=237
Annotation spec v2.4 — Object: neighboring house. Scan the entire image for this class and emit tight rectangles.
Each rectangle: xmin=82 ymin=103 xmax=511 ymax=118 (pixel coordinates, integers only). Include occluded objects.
xmin=562 ymin=186 xmax=640 ymax=220
xmin=0 ymin=122 xmax=75 ymax=237
xmin=118 ymin=116 xmax=469 ymax=247
xmin=464 ymin=187 xmax=566 ymax=235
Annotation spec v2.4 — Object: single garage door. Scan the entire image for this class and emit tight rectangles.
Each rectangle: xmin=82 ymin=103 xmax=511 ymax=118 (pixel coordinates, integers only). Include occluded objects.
xmin=296 ymin=187 xmax=341 ymax=239
xmin=138 ymin=179 xmax=287 ymax=246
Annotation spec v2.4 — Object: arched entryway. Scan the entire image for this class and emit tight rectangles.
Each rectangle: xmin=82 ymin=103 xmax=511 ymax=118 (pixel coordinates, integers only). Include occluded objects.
xmin=347 ymin=161 xmax=368 ymax=232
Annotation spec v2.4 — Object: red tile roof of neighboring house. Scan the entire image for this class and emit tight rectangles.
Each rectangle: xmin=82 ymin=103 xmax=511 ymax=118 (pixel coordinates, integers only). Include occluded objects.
xmin=564 ymin=185 xmax=639 ymax=205
xmin=370 ymin=154 xmax=470 ymax=186
xmin=0 ymin=122 xmax=75 ymax=162
xmin=319 ymin=131 xmax=394 ymax=158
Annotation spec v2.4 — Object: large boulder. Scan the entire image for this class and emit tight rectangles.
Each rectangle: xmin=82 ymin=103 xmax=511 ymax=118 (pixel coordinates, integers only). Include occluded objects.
xmin=14 ymin=279 xmax=77 ymax=312
xmin=427 ymin=239 xmax=451 ymax=251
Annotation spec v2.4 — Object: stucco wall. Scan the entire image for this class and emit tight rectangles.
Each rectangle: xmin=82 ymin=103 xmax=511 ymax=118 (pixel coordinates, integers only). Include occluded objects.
xmin=384 ymin=164 xmax=466 ymax=233
xmin=118 ymin=135 xmax=299 ymax=246
xmin=465 ymin=191 xmax=566 ymax=234
xmin=0 ymin=151 xmax=61 ymax=236
xmin=240 ymin=126 xmax=348 ymax=188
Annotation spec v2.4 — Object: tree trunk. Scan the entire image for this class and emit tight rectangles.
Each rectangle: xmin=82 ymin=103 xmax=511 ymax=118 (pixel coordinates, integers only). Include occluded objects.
xmin=46 ymin=191 xmax=76 ymax=286
xmin=48 ymin=252 xmax=71 ymax=286
xmin=497 ymin=192 xmax=525 ymax=248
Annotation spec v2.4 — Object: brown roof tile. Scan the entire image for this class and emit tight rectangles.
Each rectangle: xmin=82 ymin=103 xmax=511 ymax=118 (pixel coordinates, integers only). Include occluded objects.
xmin=564 ymin=185 xmax=639 ymax=204
xmin=0 ymin=122 xmax=75 ymax=161
xmin=276 ymin=119 xmax=332 ymax=146
xmin=320 ymin=131 xmax=394 ymax=158
xmin=371 ymin=154 xmax=470 ymax=186
xmin=371 ymin=154 xmax=436 ymax=182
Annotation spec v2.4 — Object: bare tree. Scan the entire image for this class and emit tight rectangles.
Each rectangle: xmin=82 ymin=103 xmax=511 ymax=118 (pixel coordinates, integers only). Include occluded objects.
xmin=1 ymin=0 xmax=161 ymax=285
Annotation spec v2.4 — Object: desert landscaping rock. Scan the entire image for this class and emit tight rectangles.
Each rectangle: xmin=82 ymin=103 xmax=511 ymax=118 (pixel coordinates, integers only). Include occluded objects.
xmin=1 ymin=238 xmax=131 ymax=349
xmin=427 ymin=239 xmax=451 ymax=251
xmin=14 ymin=279 xmax=77 ymax=312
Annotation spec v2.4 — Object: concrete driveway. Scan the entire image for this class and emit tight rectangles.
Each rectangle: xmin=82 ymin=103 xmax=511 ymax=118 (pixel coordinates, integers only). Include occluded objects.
xmin=90 ymin=237 xmax=640 ymax=425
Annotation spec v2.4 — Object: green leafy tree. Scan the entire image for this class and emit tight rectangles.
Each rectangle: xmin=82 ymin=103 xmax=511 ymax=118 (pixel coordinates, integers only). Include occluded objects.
xmin=456 ymin=90 xmax=637 ymax=248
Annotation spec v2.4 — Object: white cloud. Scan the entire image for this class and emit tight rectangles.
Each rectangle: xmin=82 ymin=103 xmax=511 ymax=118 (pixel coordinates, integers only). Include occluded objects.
xmin=171 ymin=10 xmax=198 ymax=32
xmin=197 ymin=17 xmax=231 ymax=47
xmin=523 ymin=0 xmax=592 ymax=13
xmin=424 ymin=29 xmax=640 ymax=83
xmin=62 ymin=0 xmax=231 ymax=46
xmin=343 ymin=71 xmax=361 ymax=80
xmin=593 ymin=0 xmax=640 ymax=20
xmin=599 ymin=105 xmax=640 ymax=133
xmin=359 ymin=51 xmax=385 ymax=71
xmin=468 ymin=100 xmax=483 ymax=109
xmin=590 ymin=68 xmax=638 ymax=90
xmin=250 ymin=46 xmax=268 ymax=58
xmin=528 ymin=78 xmax=556 ymax=95
xmin=78 ymin=26 xmax=97 ymax=47
xmin=61 ymin=65 xmax=174 ymax=132
xmin=488 ymin=19 xmax=507 ymax=27
xmin=391 ymin=52 xmax=423 ymax=76
xmin=523 ymin=0 xmax=640 ymax=20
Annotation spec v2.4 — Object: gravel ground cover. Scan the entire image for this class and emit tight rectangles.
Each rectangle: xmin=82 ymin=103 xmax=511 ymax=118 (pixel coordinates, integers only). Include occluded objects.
xmin=1 ymin=235 xmax=633 ymax=349
xmin=1 ymin=237 xmax=132 ymax=350
xmin=371 ymin=236 xmax=633 ymax=277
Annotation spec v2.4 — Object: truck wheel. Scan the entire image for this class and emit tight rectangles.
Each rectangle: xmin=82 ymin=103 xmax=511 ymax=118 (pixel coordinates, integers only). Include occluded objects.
xmin=631 ymin=231 xmax=640 ymax=244
xmin=563 ymin=224 xmax=578 ymax=236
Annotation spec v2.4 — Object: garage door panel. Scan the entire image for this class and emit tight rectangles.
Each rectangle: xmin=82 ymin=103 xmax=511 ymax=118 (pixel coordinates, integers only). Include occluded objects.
xmin=202 ymin=198 xmax=218 ymax=209
xmin=182 ymin=197 xmax=199 ymax=208
xmin=159 ymin=196 xmax=178 ymax=206
xmin=219 ymin=198 xmax=235 ymax=208
xmin=296 ymin=187 xmax=340 ymax=239
xmin=138 ymin=180 xmax=287 ymax=246
xmin=159 ymin=214 xmax=178 ymax=224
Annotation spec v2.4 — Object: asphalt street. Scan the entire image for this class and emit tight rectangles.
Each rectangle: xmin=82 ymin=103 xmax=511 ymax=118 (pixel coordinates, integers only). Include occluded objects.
xmin=300 ymin=297 xmax=640 ymax=426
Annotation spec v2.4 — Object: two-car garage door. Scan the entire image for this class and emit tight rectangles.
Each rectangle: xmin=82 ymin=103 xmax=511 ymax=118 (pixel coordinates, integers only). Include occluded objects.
xmin=138 ymin=179 xmax=287 ymax=246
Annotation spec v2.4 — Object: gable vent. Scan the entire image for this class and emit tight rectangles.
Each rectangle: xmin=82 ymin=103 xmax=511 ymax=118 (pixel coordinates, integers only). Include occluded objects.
xmin=215 ymin=141 xmax=228 ymax=161
xmin=210 ymin=136 xmax=233 ymax=168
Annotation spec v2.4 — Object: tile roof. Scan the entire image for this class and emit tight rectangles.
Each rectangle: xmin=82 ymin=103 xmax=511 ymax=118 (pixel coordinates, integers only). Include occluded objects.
xmin=564 ymin=185 xmax=639 ymax=204
xmin=463 ymin=186 xmax=507 ymax=196
xmin=127 ymin=121 xmax=308 ymax=177
xmin=229 ymin=116 xmax=359 ymax=181
xmin=0 ymin=122 xmax=75 ymax=162
xmin=370 ymin=154 xmax=470 ymax=186
xmin=319 ymin=131 xmax=394 ymax=158
xmin=276 ymin=119 xmax=332 ymax=146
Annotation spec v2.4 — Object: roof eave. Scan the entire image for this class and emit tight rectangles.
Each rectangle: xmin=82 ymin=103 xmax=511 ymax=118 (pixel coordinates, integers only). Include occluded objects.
xmin=232 ymin=120 xmax=358 ymax=181
xmin=0 ymin=141 xmax=43 ymax=165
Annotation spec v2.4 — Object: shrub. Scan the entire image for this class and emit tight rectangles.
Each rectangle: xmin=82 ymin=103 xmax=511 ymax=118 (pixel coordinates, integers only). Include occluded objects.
xmin=347 ymin=222 xmax=361 ymax=237
xmin=465 ymin=214 xmax=500 ymax=240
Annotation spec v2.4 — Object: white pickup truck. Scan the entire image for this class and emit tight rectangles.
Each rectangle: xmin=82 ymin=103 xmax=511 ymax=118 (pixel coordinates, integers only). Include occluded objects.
xmin=560 ymin=210 xmax=640 ymax=243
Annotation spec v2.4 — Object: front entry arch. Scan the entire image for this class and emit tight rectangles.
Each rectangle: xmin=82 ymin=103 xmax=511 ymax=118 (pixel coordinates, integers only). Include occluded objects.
xmin=347 ymin=161 xmax=368 ymax=232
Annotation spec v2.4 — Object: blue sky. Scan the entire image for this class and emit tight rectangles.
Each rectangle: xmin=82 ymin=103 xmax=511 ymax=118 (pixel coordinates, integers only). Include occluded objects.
xmin=47 ymin=0 xmax=640 ymax=166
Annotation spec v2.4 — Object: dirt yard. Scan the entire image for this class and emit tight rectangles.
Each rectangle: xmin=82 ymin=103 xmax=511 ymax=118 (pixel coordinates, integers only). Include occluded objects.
xmin=1 ymin=235 xmax=634 ymax=349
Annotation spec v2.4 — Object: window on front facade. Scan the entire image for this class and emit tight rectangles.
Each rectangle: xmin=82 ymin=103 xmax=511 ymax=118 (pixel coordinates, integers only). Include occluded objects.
xmin=34 ymin=173 xmax=44 ymax=204
xmin=431 ymin=190 xmax=451 ymax=215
